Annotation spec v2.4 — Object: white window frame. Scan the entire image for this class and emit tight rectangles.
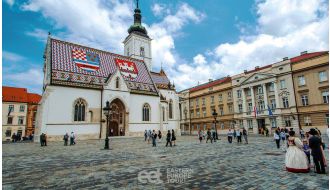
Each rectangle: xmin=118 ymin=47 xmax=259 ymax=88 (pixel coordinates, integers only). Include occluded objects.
xmin=237 ymin=90 xmax=242 ymax=98
xmin=282 ymin=97 xmax=289 ymax=108
xmin=304 ymin=116 xmax=312 ymax=126
xmin=301 ymin=95 xmax=309 ymax=106
xmin=19 ymin=105 xmax=25 ymax=112
xmin=280 ymin=80 xmax=286 ymax=89
xmin=322 ymin=91 xmax=329 ymax=104
xmin=319 ymin=71 xmax=327 ymax=82
xmin=269 ymin=83 xmax=274 ymax=92
xmin=270 ymin=99 xmax=276 ymax=109
xmin=298 ymin=75 xmax=306 ymax=86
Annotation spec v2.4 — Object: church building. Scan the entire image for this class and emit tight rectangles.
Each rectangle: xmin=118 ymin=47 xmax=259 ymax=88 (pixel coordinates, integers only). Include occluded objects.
xmin=35 ymin=3 xmax=180 ymax=141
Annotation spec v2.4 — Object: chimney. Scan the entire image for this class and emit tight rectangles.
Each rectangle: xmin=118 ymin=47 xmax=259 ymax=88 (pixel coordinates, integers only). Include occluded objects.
xmin=301 ymin=51 xmax=308 ymax=55
xmin=209 ymin=79 xmax=213 ymax=82
xmin=255 ymin=66 xmax=260 ymax=69
xmin=244 ymin=70 xmax=247 ymax=73
xmin=283 ymin=57 xmax=288 ymax=61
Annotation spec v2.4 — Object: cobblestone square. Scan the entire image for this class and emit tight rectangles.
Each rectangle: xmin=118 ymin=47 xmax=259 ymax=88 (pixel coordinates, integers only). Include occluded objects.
xmin=2 ymin=136 xmax=329 ymax=189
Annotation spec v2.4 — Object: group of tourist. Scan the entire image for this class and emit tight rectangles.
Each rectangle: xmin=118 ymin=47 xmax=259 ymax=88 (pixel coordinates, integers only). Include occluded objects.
xmin=197 ymin=128 xmax=219 ymax=143
xmin=144 ymin=129 xmax=176 ymax=147
xmin=10 ymin=133 xmax=34 ymax=142
xmin=283 ymin=127 xmax=327 ymax=174
xmin=63 ymin=132 xmax=76 ymax=146
xmin=227 ymin=128 xmax=248 ymax=144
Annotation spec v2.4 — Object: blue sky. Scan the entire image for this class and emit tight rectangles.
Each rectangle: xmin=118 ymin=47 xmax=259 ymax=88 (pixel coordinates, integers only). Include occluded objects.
xmin=2 ymin=0 xmax=329 ymax=93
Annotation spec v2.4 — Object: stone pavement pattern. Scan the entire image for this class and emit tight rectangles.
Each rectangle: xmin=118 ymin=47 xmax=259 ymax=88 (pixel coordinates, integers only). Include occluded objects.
xmin=2 ymin=136 xmax=329 ymax=190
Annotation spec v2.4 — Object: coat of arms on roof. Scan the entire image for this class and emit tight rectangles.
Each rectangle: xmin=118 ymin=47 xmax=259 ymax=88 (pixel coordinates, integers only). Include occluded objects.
xmin=115 ymin=58 xmax=139 ymax=80
xmin=72 ymin=49 xmax=100 ymax=72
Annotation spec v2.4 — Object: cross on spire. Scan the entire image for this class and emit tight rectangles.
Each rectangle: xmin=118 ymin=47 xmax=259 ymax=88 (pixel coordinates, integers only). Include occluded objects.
xmin=136 ymin=0 xmax=139 ymax=9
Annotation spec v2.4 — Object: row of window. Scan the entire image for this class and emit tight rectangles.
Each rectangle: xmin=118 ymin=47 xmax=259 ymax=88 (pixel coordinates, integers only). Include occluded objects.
xmin=7 ymin=105 xmax=25 ymax=113
xmin=6 ymin=116 xmax=25 ymax=125
xmin=301 ymin=91 xmax=329 ymax=106
xmin=297 ymin=71 xmax=328 ymax=86
xmin=126 ymin=47 xmax=145 ymax=57
xmin=5 ymin=129 xmax=23 ymax=137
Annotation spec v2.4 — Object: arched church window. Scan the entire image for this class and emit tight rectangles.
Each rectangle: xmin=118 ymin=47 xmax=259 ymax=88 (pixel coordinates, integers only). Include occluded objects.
xmin=169 ymin=100 xmax=173 ymax=119
xmin=74 ymin=98 xmax=87 ymax=121
xmin=140 ymin=47 xmax=145 ymax=57
xmin=142 ymin=103 xmax=150 ymax=121
xmin=116 ymin=77 xmax=120 ymax=89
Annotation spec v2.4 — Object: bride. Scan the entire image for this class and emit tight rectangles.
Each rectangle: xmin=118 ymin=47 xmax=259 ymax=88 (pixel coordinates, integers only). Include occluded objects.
xmin=285 ymin=130 xmax=309 ymax=173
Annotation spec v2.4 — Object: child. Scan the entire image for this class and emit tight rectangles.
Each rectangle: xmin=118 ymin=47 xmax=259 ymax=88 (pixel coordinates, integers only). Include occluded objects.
xmin=280 ymin=130 xmax=286 ymax=143
xmin=302 ymin=139 xmax=311 ymax=166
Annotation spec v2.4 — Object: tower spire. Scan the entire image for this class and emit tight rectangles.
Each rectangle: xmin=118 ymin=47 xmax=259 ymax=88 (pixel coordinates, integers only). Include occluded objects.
xmin=128 ymin=0 xmax=149 ymax=38
xmin=136 ymin=0 xmax=139 ymax=9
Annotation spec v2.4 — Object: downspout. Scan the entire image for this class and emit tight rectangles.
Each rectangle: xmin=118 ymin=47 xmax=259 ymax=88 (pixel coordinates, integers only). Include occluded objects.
xmin=290 ymin=62 xmax=301 ymax=129
xmin=99 ymin=87 xmax=103 ymax=139
xmin=189 ymin=92 xmax=191 ymax=135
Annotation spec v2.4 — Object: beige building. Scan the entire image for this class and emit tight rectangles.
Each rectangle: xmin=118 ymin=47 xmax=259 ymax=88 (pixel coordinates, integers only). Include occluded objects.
xmin=291 ymin=51 xmax=329 ymax=133
xmin=188 ymin=77 xmax=234 ymax=134
xmin=232 ymin=58 xmax=299 ymax=134
xmin=178 ymin=89 xmax=190 ymax=134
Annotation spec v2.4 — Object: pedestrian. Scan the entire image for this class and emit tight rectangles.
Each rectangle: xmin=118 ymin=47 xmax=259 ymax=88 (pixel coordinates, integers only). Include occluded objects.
xmin=308 ymin=128 xmax=326 ymax=174
xmin=70 ymin=132 xmax=75 ymax=145
xmin=198 ymin=130 xmax=203 ymax=143
xmin=147 ymin=130 xmax=151 ymax=144
xmin=63 ymin=133 xmax=69 ymax=146
xmin=212 ymin=128 xmax=217 ymax=142
xmin=171 ymin=129 xmax=176 ymax=146
xmin=202 ymin=130 xmax=206 ymax=140
xmin=40 ymin=133 xmax=44 ymax=146
xmin=152 ymin=130 xmax=157 ymax=147
xmin=242 ymin=128 xmax=248 ymax=144
xmin=300 ymin=129 xmax=305 ymax=139
xmin=158 ymin=130 xmax=162 ymax=142
xmin=285 ymin=130 xmax=309 ymax=173
xmin=302 ymin=139 xmax=311 ymax=166
xmin=144 ymin=130 xmax=147 ymax=141
xmin=274 ymin=130 xmax=280 ymax=149
xmin=233 ymin=129 xmax=237 ymax=139
xmin=206 ymin=129 xmax=213 ymax=143
xmin=227 ymin=129 xmax=233 ymax=143
xmin=280 ymin=129 xmax=286 ymax=143
xmin=165 ymin=130 xmax=172 ymax=147
xmin=236 ymin=129 xmax=242 ymax=143
xmin=12 ymin=133 xmax=16 ymax=143
xmin=44 ymin=134 xmax=47 ymax=146
xmin=265 ymin=128 xmax=269 ymax=137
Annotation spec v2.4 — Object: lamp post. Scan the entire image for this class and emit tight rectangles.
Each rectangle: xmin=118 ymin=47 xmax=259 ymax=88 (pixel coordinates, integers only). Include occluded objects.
xmin=103 ymin=101 xmax=111 ymax=150
xmin=184 ymin=108 xmax=187 ymax=135
xmin=212 ymin=109 xmax=218 ymax=140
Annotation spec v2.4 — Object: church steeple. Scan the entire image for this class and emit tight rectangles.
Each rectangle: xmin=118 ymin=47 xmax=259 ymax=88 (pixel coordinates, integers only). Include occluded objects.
xmin=128 ymin=0 xmax=149 ymax=38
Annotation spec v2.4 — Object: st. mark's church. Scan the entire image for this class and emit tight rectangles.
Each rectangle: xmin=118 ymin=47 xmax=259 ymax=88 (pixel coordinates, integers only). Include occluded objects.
xmin=35 ymin=3 xmax=180 ymax=141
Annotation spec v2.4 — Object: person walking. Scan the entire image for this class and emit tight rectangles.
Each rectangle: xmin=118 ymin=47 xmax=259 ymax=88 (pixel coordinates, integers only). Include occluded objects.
xmin=233 ymin=129 xmax=237 ymax=140
xmin=227 ymin=129 xmax=233 ymax=143
xmin=144 ymin=130 xmax=147 ymax=141
xmin=147 ymin=130 xmax=151 ymax=144
xmin=265 ymin=128 xmax=269 ymax=137
xmin=171 ymin=129 xmax=176 ymax=146
xmin=198 ymin=130 xmax=203 ymax=143
xmin=12 ymin=133 xmax=16 ymax=143
xmin=158 ymin=130 xmax=162 ymax=142
xmin=309 ymin=128 xmax=326 ymax=174
xmin=152 ymin=130 xmax=157 ymax=147
xmin=165 ymin=130 xmax=172 ymax=147
xmin=280 ymin=129 xmax=286 ymax=143
xmin=63 ymin=133 xmax=69 ymax=146
xmin=70 ymin=132 xmax=75 ymax=146
xmin=206 ymin=129 xmax=213 ymax=143
xmin=242 ymin=128 xmax=248 ymax=144
xmin=274 ymin=130 xmax=280 ymax=149
xmin=300 ymin=129 xmax=305 ymax=139
xmin=40 ymin=133 xmax=44 ymax=146
xmin=236 ymin=129 xmax=242 ymax=143
xmin=212 ymin=128 xmax=217 ymax=142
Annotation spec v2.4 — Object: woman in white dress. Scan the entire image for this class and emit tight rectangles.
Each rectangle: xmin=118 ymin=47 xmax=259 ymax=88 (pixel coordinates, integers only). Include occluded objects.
xmin=285 ymin=130 xmax=309 ymax=173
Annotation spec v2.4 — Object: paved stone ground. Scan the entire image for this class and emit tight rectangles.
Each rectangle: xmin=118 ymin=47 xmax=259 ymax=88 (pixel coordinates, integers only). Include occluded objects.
xmin=2 ymin=135 xmax=329 ymax=190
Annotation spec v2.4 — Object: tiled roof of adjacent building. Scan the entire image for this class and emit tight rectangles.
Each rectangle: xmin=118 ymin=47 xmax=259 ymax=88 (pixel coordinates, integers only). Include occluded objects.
xmin=190 ymin=77 xmax=231 ymax=92
xmin=150 ymin=69 xmax=174 ymax=90
xmin=2 ymin=86 xmax=41 ymax=104
xmin=290 ymin=51 xmax=328 ymax=63
xmin=49 ymin=38 xmax=158 ymax=95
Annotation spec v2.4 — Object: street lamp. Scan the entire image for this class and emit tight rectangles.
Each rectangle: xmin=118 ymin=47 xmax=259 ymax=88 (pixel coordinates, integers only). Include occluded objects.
xmin=212 ymin=109 xmax=218 ymax=140
xmin=103 ymin=101 xmax=112 ymax=150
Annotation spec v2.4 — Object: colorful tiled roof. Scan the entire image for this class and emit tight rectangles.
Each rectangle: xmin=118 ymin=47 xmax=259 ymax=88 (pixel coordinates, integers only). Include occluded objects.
xmin=290 ymin=51 xmax=328 ymax=63
xmin=190 ymin=77 xmax=231 ymax=92
xmin=50 ymin=38 xmax=157 ymax=94
xmin=2 ymin=86 xmax=41 ymax=104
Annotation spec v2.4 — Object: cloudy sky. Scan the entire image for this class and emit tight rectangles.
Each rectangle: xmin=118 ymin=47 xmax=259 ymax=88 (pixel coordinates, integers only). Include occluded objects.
xmin=3 ymin=0 xmax=329 ymax=93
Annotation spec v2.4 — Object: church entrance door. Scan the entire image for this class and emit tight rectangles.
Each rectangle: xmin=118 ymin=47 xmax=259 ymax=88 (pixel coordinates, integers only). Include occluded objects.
xmin=108 ymin=98 xmax=125 ymax=136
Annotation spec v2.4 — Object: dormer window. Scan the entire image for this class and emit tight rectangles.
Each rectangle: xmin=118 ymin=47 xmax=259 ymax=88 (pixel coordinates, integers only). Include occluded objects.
xmin=115 ymin=77 xmax=120 ymax=89
xmin=140 ymin=47 xmax=145 ymax=56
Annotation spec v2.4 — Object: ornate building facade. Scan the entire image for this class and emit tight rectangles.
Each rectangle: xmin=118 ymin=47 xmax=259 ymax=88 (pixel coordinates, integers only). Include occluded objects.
xmin=178 ymin=51 xmax=328 ymax=134
xmin=35 ymin=3 xmax=180 ymax=141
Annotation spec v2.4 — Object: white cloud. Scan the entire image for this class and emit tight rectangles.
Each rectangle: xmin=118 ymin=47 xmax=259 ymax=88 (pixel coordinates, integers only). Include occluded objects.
xmin=5 ymin=0 xmax=15 ymax=7
xmin=25 ymin=28 xmax=49 ymax=42
xmin=173 ymin=0 xmax=329 ymax=91
xmin=3 ymin=51 xmax=25 ymax=62
xmin=151 ymin=3 xmax=167 ymax=16
xmin=3 ymin=69 xmax=43 ymax=93
xmin=193 ymin=54 xmax=206 ymax=65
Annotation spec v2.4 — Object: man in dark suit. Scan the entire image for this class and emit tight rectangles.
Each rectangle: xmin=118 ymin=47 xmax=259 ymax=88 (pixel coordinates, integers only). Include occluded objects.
xmin=309 ymin=128 xmax=326 ymax=174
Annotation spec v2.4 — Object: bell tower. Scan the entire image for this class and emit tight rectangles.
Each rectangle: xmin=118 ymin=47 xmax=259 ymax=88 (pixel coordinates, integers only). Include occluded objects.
xmin=123 ymin=0 xmax=152 ymax=71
